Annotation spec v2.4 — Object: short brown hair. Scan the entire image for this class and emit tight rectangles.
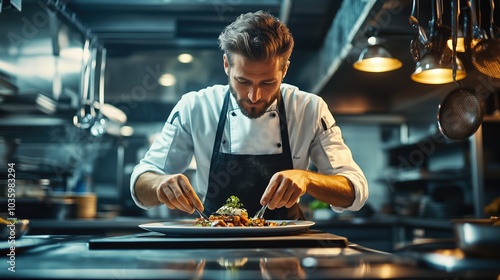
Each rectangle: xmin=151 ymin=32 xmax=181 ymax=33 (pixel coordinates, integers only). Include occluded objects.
xmin=218 ymin=10 xmax=294 ymax=69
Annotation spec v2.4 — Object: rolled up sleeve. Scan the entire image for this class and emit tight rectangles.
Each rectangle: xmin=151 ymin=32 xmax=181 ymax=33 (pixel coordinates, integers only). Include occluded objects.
xmin=309 ymin=102 xmax=369 ymax=212
xmin=130 ymin=122 xmax=178 ymax=209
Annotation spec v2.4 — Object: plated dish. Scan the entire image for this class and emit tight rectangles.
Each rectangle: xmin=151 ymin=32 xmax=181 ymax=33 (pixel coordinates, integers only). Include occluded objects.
xmin=139 ymin=220 xmax=315 ymax=237
xmin=140 ymin=196 xmax=315 ymax=236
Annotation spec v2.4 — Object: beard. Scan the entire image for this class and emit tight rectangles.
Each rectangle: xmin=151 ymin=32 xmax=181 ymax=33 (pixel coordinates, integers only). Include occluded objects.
xmin=229 ymin=81 xmax=280 ymax=119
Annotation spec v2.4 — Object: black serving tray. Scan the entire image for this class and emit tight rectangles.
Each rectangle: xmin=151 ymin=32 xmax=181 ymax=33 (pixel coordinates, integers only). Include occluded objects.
xmin=88 ymin=230 xmax=348 ymax=250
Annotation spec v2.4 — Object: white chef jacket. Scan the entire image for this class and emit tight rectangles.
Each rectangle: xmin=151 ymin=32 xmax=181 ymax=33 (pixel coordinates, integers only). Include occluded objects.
xmin=130 ymin=83 xmax=368 ymax=212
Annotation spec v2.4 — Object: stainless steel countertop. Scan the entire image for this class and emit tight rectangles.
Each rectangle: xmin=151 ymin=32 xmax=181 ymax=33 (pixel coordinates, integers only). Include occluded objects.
xmin=2 ymin=234 xmax=499 ymax=279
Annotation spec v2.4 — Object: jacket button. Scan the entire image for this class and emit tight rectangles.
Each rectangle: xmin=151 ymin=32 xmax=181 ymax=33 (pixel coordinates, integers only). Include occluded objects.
xmin=277 ymin=143 xmax=282 ymax=148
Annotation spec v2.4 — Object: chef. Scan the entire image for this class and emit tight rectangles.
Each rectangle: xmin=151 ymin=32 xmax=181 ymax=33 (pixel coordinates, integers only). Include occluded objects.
xmin=130 ymin=10 xmax=368 ymax=220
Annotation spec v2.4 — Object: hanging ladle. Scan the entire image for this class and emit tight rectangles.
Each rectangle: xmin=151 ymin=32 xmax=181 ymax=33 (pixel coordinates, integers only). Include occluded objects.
xmin=491 ymin=0 xmax=500 ymax=39
xmin=409 ymin=0 xmax=429 ymax=62
xmin=73 ymin=38 xmax=99 ymax=130
xmin=431 ymin=0 xmax=453 ymax=64
xmin=90 ymin=48 xmax=107 ymax=137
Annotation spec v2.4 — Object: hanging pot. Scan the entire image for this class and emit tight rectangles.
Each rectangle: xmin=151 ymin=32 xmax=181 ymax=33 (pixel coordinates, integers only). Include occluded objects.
xmin=437 ymin=0 xmax=484 ymax=142
xmin=453 ymin=217 xmax=500 ymax=259
xmin=437 ymin=87 xmax=483 ymax=141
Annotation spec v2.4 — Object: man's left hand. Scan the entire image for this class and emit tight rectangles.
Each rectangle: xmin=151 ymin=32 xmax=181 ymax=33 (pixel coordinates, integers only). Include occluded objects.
xmin=261 ymin=170 xmax=309 ymax=209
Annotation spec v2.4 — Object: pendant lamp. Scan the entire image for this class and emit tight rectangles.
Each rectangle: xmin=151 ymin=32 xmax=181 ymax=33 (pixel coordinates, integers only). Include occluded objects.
xmin=353 ymin=36 xmax=403 ymax=73
xmin=411 ymin=53 xmax=467 ymax=84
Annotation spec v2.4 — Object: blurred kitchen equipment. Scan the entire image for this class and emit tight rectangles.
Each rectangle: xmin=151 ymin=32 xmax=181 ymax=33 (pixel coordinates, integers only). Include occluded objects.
xmin=437 ymin=0 xmax=484 ymax=142
xmin=392 ymin=183 xmax=424 ymax=217
xmin=420 ymin=185 xmax=465 ymax=218
xmin=9 ymin=197 xmax=76 ymax=220
xmin=453 ymin=217 xmax=500 ymax=258
xmin=0 ymin=217 xmax=29 ymax=240
xmin=1 ymin=179 xmax=77 ymax=220
xmin=68 ymin=193 xmax=97 ymax=219
xmin=484 ymin=196 xmax=500 ymax=216
xmin=469 ymin=0 xmax=500 ymax=78
xmin=0 ymin=75 xmax=18 ymax=96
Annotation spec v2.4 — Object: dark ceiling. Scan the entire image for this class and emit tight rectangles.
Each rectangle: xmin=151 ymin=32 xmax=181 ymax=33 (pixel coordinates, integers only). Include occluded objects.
xmin=2 ymin=0 xmax=500 ymax=122
xmin=60 ymin=0 xmax=346 ymax=121
xmin=65 ymin=0 xmax=341 ymax=52
xmin=64 ymin=0 xmax=499 ymax=118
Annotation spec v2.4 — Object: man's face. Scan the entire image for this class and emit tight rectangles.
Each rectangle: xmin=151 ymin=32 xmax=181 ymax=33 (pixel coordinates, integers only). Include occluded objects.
xmin=224 ymin=53 xmax=289 ymax=119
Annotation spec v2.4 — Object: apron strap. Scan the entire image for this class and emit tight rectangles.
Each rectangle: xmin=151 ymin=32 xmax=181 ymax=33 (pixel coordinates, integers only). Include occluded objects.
xmin=209 ymin=89 xmax=231 ymax=164
xmin=276 ymin=93 xmax=293 ymax=168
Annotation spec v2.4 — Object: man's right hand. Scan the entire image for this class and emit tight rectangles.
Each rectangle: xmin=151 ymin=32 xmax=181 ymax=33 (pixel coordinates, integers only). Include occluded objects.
xmin=135 ymin=172 xmax=203 ymax=214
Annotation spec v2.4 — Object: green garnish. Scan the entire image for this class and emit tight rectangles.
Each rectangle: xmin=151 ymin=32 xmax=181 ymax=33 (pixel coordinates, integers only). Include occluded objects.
xmin=224 ymin=195 xmax=244 ymax=208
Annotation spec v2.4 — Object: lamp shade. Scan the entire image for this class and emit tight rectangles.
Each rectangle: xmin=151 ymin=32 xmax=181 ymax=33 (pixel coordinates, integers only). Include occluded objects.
xmin=411 ymin=54 xmax=467 ymax=84
xmin=353 ymin=45 xmax=403 ymax=72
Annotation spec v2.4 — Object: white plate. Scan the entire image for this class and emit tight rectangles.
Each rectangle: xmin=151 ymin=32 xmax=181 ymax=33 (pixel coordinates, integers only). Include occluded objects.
xmin=139 ymin=220 xmax=315 ymax=237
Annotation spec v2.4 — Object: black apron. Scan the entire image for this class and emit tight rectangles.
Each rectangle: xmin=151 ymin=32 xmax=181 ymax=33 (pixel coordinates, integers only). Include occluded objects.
xmin=204 ymin=90 xmax=305 ymax=220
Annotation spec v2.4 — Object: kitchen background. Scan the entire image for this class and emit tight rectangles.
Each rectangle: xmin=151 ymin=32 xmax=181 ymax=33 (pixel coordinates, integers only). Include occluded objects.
xmin=1 ymin=0 xmax=499 ymax=222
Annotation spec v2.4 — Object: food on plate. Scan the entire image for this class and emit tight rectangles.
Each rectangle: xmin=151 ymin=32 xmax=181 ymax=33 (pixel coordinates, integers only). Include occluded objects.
xmin=194 ymin=195 xmax=291 ymax=227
